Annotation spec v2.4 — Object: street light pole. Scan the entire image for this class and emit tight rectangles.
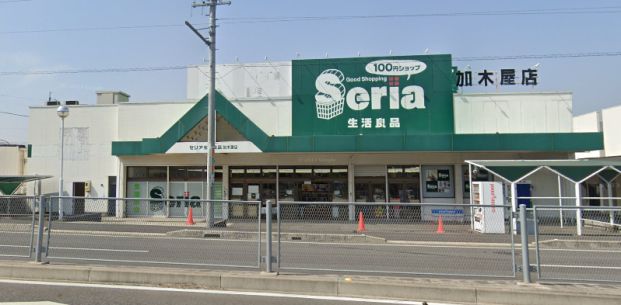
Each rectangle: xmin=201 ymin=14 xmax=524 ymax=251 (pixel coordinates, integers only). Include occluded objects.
xmin=188 ymin=0 xmax=231 ymax=228
xmin=57 ymin=105 xmax=69 ymax=221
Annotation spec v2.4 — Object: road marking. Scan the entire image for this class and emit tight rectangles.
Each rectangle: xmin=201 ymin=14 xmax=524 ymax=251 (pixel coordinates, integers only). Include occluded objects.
xmin=0 ymin=279 xmax=456 ymax=305
xmin=540 ymin=248 xmax=621 ymax=253
xmin=47 ymin=256 xmax=257 ymax=269
xmin=49 ymin=247 xmax=148 ymax=253
xmin=541 ymin=264 xmax=621 ymax=270
xmin=0 ymin=302 xmax=67 ymax=305
xmin=0 ymin=245 xmax=29 ymax=248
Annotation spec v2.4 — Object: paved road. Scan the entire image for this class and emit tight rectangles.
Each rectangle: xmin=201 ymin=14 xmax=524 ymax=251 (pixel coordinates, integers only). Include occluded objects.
xmin=2 ymin=230 xmax=621 ymax=282
xmin=0 ymin=280 xmax=437 ymax=305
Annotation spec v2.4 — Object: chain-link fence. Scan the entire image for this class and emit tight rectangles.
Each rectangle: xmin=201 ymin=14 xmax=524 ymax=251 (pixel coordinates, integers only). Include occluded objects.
xmin=45 ymin=196 xmax=262 ymax=269
xmin=0 ymin=196 xmax=36 ymax=258
xmin=533 ymin=205 xmax=621 ymax=283
xmin=275 ymin=202 xmax=517 ymax=278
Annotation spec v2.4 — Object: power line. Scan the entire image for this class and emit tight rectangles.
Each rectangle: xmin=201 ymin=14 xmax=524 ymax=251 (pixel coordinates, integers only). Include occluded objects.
xmin=0 ymin=111 xmax=28 ymax=118
xmin=2 ymin=6 xmax=621 ymax=35
xmin=1 ymin=51 xmax=621 ymax=76
xmin=0 ymin=65 xmax=188 ymax=76
xmin=0 ymin=0 xmax=31 ymax=3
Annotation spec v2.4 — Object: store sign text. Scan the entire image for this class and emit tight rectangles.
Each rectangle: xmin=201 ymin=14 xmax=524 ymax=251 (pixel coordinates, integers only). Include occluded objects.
xmin=315 ymin=61 xmax=427 ymax=122
xmin=455 ymin=68 xmax=538 ymax=87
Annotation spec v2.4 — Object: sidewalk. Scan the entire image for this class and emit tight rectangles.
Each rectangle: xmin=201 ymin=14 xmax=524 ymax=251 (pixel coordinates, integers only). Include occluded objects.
xmin=0 ymin=260 xmax=619 ymax=305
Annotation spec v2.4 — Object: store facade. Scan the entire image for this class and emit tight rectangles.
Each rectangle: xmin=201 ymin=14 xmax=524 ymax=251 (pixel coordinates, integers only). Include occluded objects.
xmin=26 ymin=54 xmax=604 ymax=219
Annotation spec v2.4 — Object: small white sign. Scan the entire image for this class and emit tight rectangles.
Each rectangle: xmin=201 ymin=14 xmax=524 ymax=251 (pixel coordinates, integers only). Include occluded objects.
xmin=166 ymin=141 xmax=262 ymax=154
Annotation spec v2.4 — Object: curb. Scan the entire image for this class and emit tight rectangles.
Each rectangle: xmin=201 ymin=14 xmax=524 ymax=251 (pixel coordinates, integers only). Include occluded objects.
xmin=0 ymin=261 xmax=619 ymax=305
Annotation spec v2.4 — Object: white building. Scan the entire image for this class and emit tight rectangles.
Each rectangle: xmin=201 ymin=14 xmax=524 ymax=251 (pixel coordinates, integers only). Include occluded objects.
xmin=24 ymin=54 xmax=604 ymax=219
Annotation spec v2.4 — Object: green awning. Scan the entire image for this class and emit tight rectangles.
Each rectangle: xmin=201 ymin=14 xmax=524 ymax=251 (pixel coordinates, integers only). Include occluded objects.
xmin=0 ymin=175 xmax=52 ymax=195
xmin=466 ymin=160 xmax=621 ymax=183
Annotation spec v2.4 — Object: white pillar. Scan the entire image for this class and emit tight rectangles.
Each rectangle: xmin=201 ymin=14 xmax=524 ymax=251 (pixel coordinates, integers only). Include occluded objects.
xmin=348 ymin=163 xmax=355 ymax=221
xmin=117 ymin=161 xmax=125 ymax=218
xmin=575 ymin=182 xmax=582 ymax=236
xmin=558 ymin=175 xmax=564 ymax=228
xmin=469 ymin=163 xmax=474 ymax=230
xmin=222 ymin=165 xmax=230 ymax=220
xmin=455 ymin=164 xmax=464 ymax=204
xmin=511 ymin=182 xmax=518 ymax=235
xmin=608 ymin=181 xmax=614 ymax=225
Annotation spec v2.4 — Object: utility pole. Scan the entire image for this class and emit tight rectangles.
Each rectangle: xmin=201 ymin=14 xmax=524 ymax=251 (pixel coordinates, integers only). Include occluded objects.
xmin=187 ymin=0 xmax=231 ymax=228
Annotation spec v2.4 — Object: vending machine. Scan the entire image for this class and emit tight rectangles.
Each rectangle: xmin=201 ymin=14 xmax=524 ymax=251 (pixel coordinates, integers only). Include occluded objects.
xmin=472 ymin=182 xmax=506 ymax=234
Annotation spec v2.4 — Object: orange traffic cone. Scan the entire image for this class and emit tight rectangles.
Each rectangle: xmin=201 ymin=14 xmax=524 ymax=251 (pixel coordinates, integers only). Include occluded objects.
xmin=436 ymin=215 xmax=445 ymax=234
xmin=186 ymin=207 xmax=195 ymax=225
xmin=356 ymin=211 xmax=366 ymax=233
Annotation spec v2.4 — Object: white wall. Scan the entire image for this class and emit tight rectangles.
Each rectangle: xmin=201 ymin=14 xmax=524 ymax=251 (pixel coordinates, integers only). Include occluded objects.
xmin=574 ymin=104 xmax=621 ymax=158
xmin=117 ymin=101 xmax=195 ymax=141
xmin=601 ymin=105 xmax=621 ymax=157
xmin=573 ymin=111 xmax=603 ymax=159
xmin=26 ymin=105 xmax=119 ymax=197
xmin=454 ymin=92 xmax=573 ymax=134
xmin=187 ymin=62 xmax=293 ymax=136
xmin=0 ymin=146 xmax=24 ymax=176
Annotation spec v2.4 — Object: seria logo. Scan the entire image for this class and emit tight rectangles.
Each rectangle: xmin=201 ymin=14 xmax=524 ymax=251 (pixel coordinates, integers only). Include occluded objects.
xmin=315 ymin=69 xmax=346 ymax=120
xmin=315 ymin=59 xmax=427 ymax=120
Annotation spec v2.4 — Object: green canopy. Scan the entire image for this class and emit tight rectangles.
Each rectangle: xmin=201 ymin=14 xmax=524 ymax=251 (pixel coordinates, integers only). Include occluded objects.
xmin=0 ymin=175 xmax=52 ymax=195
xmin=466 ymin=160 xmax=621 ymax=183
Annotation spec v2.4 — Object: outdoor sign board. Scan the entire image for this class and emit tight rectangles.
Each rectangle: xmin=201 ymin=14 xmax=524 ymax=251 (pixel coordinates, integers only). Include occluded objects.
xmin=292 ymin=54 xmax=455 ymax=136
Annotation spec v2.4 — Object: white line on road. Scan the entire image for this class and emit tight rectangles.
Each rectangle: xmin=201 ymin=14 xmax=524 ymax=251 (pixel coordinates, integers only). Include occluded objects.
xmin=541 ymin=264 xmax=621 ymax=270
xmin=49 ymin=247 xmax=148 ymax=253
xmin=0 ymin=245 xmax=29 ymax=248
xmin=47 ymin=256 xmax=257 ymax=269
xmin=0 ymin=279 xmax=456 ymax=305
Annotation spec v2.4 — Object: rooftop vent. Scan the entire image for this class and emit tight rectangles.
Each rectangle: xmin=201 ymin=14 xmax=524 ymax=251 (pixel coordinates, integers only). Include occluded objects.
xmin=96 ymin=91 xmax=130 ymax=105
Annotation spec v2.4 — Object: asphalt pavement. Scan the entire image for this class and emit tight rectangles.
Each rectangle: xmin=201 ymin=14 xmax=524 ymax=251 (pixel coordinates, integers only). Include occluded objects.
xmin=0 ymin=280 xmax=436 ymax=305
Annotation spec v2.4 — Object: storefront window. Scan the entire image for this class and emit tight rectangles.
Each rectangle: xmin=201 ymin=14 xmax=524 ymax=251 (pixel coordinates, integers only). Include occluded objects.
xmin=148 ymin=167 xmax=167 ymax=180
xmin=387 ymin=165 xmax=421 ymax=203
xmin=127 ymin=167 xmax=147 ymax=180
xmin=170 ymin=167 xmax=187 ymax=180
xmin=422 ymin=165 xmax=454 ymax=198
xmin=187 ymin=167 xmax=205 ymax=180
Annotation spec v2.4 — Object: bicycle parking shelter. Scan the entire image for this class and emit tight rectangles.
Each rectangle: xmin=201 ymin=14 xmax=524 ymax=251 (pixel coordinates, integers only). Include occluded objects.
xmin=467 ymin=160 xmax=621 ymax=235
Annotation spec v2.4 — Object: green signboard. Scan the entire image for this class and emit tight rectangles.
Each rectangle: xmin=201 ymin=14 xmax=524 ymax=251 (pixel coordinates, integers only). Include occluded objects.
xmin=292 ymin=54 xmax=455 ymax=136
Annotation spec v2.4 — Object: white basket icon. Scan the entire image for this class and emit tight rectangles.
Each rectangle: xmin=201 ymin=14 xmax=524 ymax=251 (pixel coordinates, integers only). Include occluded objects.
xmin=315 ymin=69 xmax=345 ymax=120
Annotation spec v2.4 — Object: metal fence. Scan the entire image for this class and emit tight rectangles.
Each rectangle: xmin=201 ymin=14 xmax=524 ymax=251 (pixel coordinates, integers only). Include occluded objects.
xmin=533 ymin=205 xmax=621 ymax=283
xmin=44 ymin=196 xmax=262 ymax=269
xmin=275 ymin=201 xmax=517 ymax=278
xmin=3 ymin=194 xmax=621 ymax=284
xmin=0 ymin=196 xmax=36 ymax=258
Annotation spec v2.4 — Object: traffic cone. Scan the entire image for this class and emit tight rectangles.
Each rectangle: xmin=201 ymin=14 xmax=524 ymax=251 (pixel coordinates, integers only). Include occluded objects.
xmin=356 ymin=211 xmax=366 ymax=233
xmin=186 ymin=207 xmax=195 ymax=225
xmin=436 ymin=215 xmax=445 ymax=234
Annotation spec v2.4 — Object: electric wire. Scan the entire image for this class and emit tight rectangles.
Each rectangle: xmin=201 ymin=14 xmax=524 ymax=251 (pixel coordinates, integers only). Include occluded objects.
xmin=1 ymin=51 xmax=621 ymax=76
xmin=2 ymin=6 xmax=621 ymax=35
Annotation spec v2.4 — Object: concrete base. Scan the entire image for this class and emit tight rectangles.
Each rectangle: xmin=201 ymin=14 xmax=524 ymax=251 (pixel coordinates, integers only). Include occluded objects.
xmin=0 ymin=260 xmax=620 ymax=305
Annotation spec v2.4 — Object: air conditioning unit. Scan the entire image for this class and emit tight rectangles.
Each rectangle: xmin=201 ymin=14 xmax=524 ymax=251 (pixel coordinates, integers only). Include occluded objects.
xmin=65 ymin=100 xmax=80 ymax=105
xmin=84 ymin=181 xmax=91 ymax=193
xmin=46 ymin=101 xmax=61 ymax=106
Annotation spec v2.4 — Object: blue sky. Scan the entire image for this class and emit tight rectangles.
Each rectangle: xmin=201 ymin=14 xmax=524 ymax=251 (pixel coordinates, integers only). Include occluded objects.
xmin=1 ymin=0 xmax=620 ymax=143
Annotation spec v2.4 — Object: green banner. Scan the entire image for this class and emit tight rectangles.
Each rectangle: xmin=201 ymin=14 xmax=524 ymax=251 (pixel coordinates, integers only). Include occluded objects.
xmin=292 ymin=54 xmax=455 ymax=136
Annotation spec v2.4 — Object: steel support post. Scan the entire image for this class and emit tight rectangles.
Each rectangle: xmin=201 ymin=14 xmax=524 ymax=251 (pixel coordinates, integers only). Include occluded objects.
xmin=519 ymin=204 xmax=531 ymax=283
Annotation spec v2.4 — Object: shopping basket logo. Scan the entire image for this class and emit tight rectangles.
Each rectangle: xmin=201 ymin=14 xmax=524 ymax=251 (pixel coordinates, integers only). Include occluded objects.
xmin=315 ymin=69 xmax=346 ymax=120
